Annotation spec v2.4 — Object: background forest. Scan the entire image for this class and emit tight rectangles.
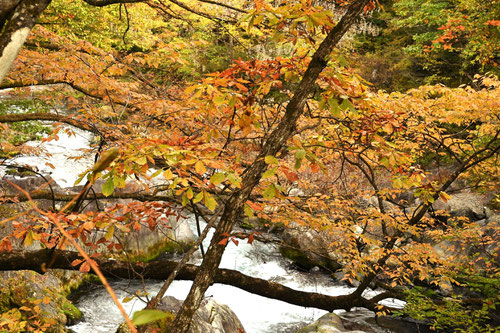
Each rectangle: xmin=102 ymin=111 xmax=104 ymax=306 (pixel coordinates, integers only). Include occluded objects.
xmin=0 ymin=0 xmax=499 ymax=333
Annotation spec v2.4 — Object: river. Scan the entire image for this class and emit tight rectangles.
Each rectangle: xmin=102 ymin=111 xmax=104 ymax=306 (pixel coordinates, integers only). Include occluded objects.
xmin=2 ymin=123 xmax=404 ymax=332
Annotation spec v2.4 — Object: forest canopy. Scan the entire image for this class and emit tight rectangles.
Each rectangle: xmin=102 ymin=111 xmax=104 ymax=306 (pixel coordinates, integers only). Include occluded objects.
xmin=0 ymin=0 xmax=499 ymax=332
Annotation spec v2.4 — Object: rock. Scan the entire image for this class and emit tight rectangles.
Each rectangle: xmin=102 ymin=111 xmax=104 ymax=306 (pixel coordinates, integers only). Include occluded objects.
xmin=338 ymin=310 xmax=433 ymax=333
xmin=118 ymin=296 xmax=245 ymax=333
xmin=0 ymin=270 xmax=82 ymax=332
xmin=297 ymin=313 xmax=366 ymax=333
xmin=280 ymin=222 xmax=342 ymax=272
xmin=432 ymin=192 xmax=487 ymax=222
xmin=160 ymin=296 xmax=245 ymax=333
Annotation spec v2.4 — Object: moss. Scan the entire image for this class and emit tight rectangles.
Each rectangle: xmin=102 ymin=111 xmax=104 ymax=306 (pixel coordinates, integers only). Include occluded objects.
xmin=117 ymin=311 xmax=175 ymax=333
xmin=125 ymin=238 xmax=192 ymax=263
xmin=279 ymin=246 xmax=341 ymax=272
xmin=0 ymin=99 xmax=52 ymax=156
xmin=60 ymin=300 xmax=82 ymax=324
xmin=240 ymin=219 xmax=255 ymax=230
xmin=279 ymin=246 xmax=316 ymax=271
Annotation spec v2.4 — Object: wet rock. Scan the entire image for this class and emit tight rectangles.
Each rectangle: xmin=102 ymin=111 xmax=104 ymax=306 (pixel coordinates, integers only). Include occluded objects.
xmin=0 ymin=270 xmax=82 ymax=332
xmin=297 ymin=313 xmax=366 ymax=333
xmin=280 ymin=222 xmax=342 ymax=272
xmin=338 ymin=310 xmax=433 ymax=333
xmin=118 ymin=296 xmax=245 ymax=333
xmin=159 ymin=296 xmax=245 ymax=333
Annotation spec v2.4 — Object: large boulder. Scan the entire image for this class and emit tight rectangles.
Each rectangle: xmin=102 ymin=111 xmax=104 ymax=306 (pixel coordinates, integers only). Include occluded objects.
xmin=118 ymin=296 xmax=245 ymax=333
xmin=1 ymin=175 xmax=195 ymax=259
xmin=158 ymin=296 xmax=245 ymax=333
xmin=280 ymin=222 xmax=342 ymax=272
xmin=431 ymin=192 xmax=488 ymax=222
xmin=0 ymin=270 xmax=82 ymax=333
xmin=297 ymin=313 xmax=366 ymax=333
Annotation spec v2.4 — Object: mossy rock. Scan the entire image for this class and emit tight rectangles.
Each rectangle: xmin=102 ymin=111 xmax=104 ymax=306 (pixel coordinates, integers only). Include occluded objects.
xmin=116 ymin=311 xmax=175 ymax=333
xmin=0 ymin=270 xmax=84 ymax=332
xmin=60 ymin=300 xmax=82 ymax=325
xmin=125 ymin=238 xmax=193 ymax=263
xmin=279 ymin=246 xmax=341 ymax=272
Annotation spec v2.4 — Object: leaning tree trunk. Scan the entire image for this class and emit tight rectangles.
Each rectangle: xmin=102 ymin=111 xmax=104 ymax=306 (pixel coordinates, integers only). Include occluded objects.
xmin=170 ymin=1 xmax=371 ymax=332
xmin=0 ymin=0 xmax=52 ymax=84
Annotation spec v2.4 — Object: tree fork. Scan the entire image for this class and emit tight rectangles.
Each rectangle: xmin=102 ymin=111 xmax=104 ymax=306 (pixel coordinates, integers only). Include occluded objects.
xmin=170 ymin=1 xmax=371 ymax=332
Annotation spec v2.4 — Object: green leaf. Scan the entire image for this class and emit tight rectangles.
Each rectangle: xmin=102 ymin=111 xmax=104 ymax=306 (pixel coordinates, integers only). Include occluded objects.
xmin=182 ymin=192 xmax=189 ymax=206
xmin=296 ymin=150 xmax=306 ymax=159
xmin=227 ymin=173 xmax=241 ymax=188
xmin=210 ymin=172 xmax=225 ymax=186
xmin=204 ymin=192 xmax=217 ymax=211
xmin=102 ymin=177 xmax=114 ymax=197
xmin=263 ymin=184 xmax=276 ymax=199
xmin=244 ymin=203 xmax=254 ymax=217
xmin=74 ymin=171 xmax=89 ymax=186
xmin=104 ymin=224 xmax=115 ymax=241
xmin=262 ymin=168 xmax=276 ymax=179
xmin=193 ymin=191 xmax=204 ymax=204
xmin=265 ymin=155 xmax=278 ymax=165
xmin=213 ymin=94 xmax=225 ymax=106
xmin=328 ymin=98 xmax=340 ymax=117
xmin=295 ymin=150 xmax=306 ymax=169
xmin=131 ymin=309 xmax=168 ymax=326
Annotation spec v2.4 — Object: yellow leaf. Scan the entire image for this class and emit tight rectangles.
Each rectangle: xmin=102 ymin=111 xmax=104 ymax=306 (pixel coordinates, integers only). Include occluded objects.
xmin=163 ymin=169 xmax=174 ymax=180
xmin=195 ymin=161 xmax=206 ymax=175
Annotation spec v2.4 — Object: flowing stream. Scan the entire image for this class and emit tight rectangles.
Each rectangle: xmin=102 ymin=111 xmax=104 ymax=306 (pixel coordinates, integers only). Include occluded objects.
xmin=2 ymin=122 xmax=405 ymax=332
xmin=67 ymin=217 xmax=403 ymax=333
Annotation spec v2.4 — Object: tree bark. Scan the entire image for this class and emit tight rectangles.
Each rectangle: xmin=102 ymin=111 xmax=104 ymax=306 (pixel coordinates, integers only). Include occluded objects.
xmin=170 ymin=1 xmax=370 ymax=332
xmin=0 ymin=112 xmax=98 ymax=133
xmin=0 ymin=249 xmax=382 ymax=312
xmin=0 ymin=0 xmax=52 ymax=84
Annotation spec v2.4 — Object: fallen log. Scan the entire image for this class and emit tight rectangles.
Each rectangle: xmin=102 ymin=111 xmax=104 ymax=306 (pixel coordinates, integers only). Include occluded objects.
xmin=0 ymin=249 xmax=385 ymax=313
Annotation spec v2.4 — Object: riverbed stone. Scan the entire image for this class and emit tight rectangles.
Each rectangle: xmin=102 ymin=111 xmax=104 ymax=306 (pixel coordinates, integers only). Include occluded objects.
xmin=0 ymin=270 xmax=82 ymax=332
xmin=158 ymin=296 xmax=245 ymax=333
xmin=280 ymin=222 xmax=342 ymax=272
xmin=297 ymin=313 xmax=366 ymax=333
xmin=117 ymin=295 xmax=245 ymax=333
xmin=431 ymin=192 xmax=488 ymax=222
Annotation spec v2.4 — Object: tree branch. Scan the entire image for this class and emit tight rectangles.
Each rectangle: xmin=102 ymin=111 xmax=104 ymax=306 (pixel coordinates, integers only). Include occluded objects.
xmin=0 ymin=249 xmax=371 ymax=313
xmin=0 ymin=112 xmax=98 ymax=133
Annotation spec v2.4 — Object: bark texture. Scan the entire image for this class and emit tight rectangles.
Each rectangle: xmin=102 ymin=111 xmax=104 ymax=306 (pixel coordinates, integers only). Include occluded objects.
xmin=0 ymin=0 xmax=52 ymax=84
xmin=170 ymin=1 xmax=370 ymax=332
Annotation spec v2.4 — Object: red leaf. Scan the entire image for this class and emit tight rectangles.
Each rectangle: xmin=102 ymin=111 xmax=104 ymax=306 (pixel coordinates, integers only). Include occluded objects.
xmin=218 ymin=237 xmax=229 ymax=246
xmin=71 ymin=259 xmax=83 ymax=266
xmin=246 ymin=200 xmax=263 ymax=211
xmin=79 ymin=261 xmax=91 ymax=273
xmin=310 ymin=162 xmax=320 ymax=173
xmin=231 ymin=238 xmax=239 ymax=246
xmin=248 ymin=233 xmax=255 ymax=244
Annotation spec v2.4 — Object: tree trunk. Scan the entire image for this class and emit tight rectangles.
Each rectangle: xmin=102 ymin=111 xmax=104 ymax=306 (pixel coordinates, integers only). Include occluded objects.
xmin=0 ymin=0 xmax=52 ymax=84
xmin=170 ymin=1 xmax=370 ymax=332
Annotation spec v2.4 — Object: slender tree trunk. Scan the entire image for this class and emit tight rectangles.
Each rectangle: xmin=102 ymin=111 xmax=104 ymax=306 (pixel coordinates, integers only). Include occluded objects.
xmin=0 ymin=0 xmax=52 ymax=84
xmin=170 ymin=1 xmax=370 ymax=332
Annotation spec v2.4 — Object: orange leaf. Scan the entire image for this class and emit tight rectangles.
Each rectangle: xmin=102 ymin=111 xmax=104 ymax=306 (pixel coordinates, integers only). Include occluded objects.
xmin=218 ymin=237 xmax=229 ymax=246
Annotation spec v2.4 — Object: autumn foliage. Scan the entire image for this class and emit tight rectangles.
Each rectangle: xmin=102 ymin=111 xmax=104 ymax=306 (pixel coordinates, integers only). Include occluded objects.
xmin=0 ymin=0 xmax=499 ymax=332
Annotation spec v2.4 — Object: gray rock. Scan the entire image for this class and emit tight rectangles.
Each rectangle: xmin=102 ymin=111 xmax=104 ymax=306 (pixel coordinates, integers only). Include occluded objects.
xmin=156 ymin=296 xmax=245 ymax=333
xmin=280 ymin=222 xmax=342 ymax=272
xmin=432 ymin=192 xmax=487 ymax=222
xmin=297 ymin=313 xmax=366 ymax=333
